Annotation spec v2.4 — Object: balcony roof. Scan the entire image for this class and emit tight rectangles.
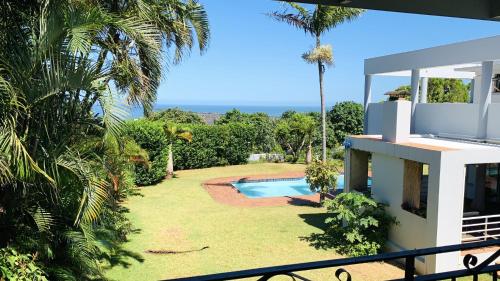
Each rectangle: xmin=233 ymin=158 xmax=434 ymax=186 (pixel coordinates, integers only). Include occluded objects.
xmin=286 ymin=0 xmax=500 ymax=22
xmin=364 ymin=35 xmax=500 ymax=78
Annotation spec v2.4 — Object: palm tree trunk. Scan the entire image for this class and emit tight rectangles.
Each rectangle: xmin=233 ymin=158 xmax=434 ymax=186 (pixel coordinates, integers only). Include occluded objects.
xmin=166 ymin=143 xmax=174 ymax=178
xmin=316 ymin=35 xmax=327 ymax=163
xmin=306 ymin=142 xmax=312 ymax=164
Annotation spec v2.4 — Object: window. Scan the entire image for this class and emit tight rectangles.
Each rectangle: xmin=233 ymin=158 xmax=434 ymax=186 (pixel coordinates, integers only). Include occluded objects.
xmin=402 ymin=160 xmax=428 ymax=218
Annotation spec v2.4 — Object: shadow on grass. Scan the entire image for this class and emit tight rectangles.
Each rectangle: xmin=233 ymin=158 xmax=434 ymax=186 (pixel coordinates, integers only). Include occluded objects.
xmin=102 ymin=245 xmax=145 ymax=269
xmin=298 ymin=213 xmax=335 ymax=250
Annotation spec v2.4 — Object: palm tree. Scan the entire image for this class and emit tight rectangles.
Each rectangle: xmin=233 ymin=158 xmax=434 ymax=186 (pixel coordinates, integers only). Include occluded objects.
xmin=164 ymin=123 xmax=193 ymax=178
xmin=95 ymin=0 xmax=211 ymax=114
xmin=269 ymin=3 xmax=363 ymax=162
xmin=0 ymin=0 xmax=208 ymax=278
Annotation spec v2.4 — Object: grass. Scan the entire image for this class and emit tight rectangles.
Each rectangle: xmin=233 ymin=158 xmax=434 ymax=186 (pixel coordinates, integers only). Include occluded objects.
xmin=105 ymin=163 xmax=491 ymax=281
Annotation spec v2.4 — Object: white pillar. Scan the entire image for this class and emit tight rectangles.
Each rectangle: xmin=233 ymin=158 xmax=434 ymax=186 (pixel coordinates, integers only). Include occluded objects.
xmin=472 ymin=75 xmax=482 ymax=104
xmin=469 ymin=79 xmax=475 ymax=103
xmin=410 ymin=69 xmax=421 ymax=133
xmin=363 ymin=74 xmax=372 ymax=134
xmin=477 ymin=61 xmax=494 ymax=139
xmin=419 ymin=77 xmax=429 ymax=103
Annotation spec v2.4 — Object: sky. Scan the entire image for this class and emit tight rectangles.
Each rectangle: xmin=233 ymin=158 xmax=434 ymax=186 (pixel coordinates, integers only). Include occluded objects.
xmin=155 ymin=0 xmax=500 ymax=107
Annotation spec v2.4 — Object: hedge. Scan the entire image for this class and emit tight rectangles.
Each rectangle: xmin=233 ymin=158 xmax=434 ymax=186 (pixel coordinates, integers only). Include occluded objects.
xmin=124 ymin=119 xmax=168 ymax=186
xmin=172 ymin=123 xmax=255 ymax=170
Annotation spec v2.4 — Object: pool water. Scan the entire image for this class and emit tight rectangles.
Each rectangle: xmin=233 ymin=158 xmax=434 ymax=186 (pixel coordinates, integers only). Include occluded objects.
xmin=232 ymin=175 xmax=349 ymax=198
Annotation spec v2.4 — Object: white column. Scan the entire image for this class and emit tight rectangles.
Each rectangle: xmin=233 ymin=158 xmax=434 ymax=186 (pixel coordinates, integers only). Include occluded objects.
xmin=469 ymin=79 xmax=475 ymax=103
xmin=472 ymin=75 xmax=482 ymax=104
xmin=363 ymin=74 xmax=372 ymax=134
xmin=477 ymin=61 xmax=494 ymax=139
xmin=410 ymin=69 xmax=421 ymax=133
xmin=419 ymin=77 xmax=429 ymax=103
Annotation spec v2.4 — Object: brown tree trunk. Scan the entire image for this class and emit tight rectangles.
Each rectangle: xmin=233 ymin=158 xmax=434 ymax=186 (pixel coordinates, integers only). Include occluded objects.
xmin=316 ymin=35 xmax=327 ymax=163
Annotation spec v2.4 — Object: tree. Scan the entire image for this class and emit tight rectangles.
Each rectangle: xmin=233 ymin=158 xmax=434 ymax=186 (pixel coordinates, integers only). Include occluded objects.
xmin=216 ymin=109 xmax=276 ymax=153
xmin=305 ymin=159 xmax=340 ymax=202
xmin=94 ymin=0 xmax=211 ymax=114
xmin=275 ymin=113 xmax=316 ymax=163
xmin=149 ymin=108 xmax=205 ymax=124
xmin=327 ymin=101 xmax=364 ymax=145
xmin=269 ymin=3 xmax=363 ymax=162
xmin=394 ymin=78 xmax=470 ymax=103
xmin=0 ymin=0 xmax=209 ymax=279
xmin=164 ymin=123 xmax=193 ymax=178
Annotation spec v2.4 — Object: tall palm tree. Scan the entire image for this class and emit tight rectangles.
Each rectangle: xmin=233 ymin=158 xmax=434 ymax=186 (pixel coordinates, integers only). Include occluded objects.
xmin=164 ymin=123 xmax=193 ymax=178
xmin=269 ymin=3 xmax=363 ymax=162
xmin=95 ymin=0 xmax=211 ymax=114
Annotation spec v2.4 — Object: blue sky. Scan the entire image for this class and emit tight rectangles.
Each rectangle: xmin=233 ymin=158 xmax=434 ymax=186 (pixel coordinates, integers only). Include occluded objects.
xmin=156 ymin=0 xmax=500 ymax=107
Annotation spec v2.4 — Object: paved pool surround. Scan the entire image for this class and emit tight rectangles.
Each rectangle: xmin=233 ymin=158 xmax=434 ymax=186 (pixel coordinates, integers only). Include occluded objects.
xmin=202 ymin=172 xmax=320 ymax=207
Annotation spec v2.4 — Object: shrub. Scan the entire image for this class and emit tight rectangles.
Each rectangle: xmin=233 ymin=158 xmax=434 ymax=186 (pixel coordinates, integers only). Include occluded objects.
xmin=305 ymin=159 xmax=340 ymax=201
xmin=216 ymin=110 xmax=276 ymax=153
xmin=172 ymin=123 xmax=255 ymax=170
xmin=328 ymin=101 xmax=364 ymax=146
xmin=322 ymin=193 xmax=397 ymax=257
xmin=148 ymin=107 xmax=205 ymax=124
xmin=0 ymin=248 xmax=47 ymax=281
xmin=124 ymin=119 xmax=168 ymax=185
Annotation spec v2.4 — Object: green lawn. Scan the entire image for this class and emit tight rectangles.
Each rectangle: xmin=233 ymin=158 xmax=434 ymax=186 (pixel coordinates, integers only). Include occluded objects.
xmin=105 ymin=163 xmax=485 ymax=281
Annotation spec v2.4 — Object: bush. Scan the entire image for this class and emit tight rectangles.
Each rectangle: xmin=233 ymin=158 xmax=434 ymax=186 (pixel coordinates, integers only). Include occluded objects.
xmin=328 ymin=101 xmax=364 ymax=146
xmin=317 ymin=193 xmax=397 ymax=257
xmin=124 ymin=119 xmax=168 ymax=186
xmin=305 ymin=160 xmax=340 ymax=201
xmin=0 ymin=248 xmax=47 ymax=281
xmin=172 ymin=123 xmax=255 ymax=170
xmin=148 ymin=107 xmax=205 ymax=124
xmin=216 ymin=109 xmax=276 ymax=153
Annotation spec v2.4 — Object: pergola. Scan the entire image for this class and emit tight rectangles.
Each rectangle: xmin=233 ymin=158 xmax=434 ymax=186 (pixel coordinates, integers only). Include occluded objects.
xmin=363 ymin=36 xmax=500 ymax=137
xmin=286 ymin=0 xmax=500 ymax=22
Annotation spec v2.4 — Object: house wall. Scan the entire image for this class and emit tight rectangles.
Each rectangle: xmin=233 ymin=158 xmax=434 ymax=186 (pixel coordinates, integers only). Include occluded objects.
xmin=366 ymin=103 xmax=384 ymax=135
xmin=487 ymin=103 xmax=500 ymax=140
xmin=365 ymin=101 xmax=500 ymax=140
xmin=413 ymin=103 xmax=479 ymax=138
xmin=370 ymin=151 xmax=440 ymax=274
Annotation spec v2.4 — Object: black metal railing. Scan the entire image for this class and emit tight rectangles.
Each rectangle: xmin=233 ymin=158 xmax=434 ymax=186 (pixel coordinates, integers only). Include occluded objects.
xmin=163 ymin=239 xmax=500 ymax=281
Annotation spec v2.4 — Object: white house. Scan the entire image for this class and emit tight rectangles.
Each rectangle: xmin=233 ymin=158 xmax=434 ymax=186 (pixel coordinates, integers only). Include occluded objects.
xmin=344 ymin=35 xmax=500 ymax=274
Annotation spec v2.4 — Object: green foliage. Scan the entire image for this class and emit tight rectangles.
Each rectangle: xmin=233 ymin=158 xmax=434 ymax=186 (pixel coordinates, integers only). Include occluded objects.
xmin=327 ymin=101 xmax=364 ymax=145
xmin=320 ymin=193 xmax=397 ymax=256
xmin=305 ymin=160 xmax=340 ymax=196
xmin=0 ymin=248 xmax=47 ymax=281
xmin=394 ymin=78 xmax=470 ymax=103
xmin=172 ymin=123 xmax=254 ymax=169
xmin=275 ymin=113 xmax=317 ymax=162
xmin=216 ymin=109 xmax=276 ymax=153
xmin=124 ymin=120 xmax=168 ymax=186
xmin=0 ymin=0 xmax=209 ymax=279
xmin=149 ymin=108 xmax=205 ymax=124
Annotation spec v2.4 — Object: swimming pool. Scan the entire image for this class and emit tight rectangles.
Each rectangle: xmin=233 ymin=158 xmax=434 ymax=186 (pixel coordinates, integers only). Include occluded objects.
xmin=232 ymin=175 xmax=351 ymax=198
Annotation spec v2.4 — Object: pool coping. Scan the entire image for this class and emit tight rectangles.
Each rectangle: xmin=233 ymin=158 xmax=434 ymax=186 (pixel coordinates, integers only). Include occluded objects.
xmin=202 ymin=172 xmax=320 ymax=207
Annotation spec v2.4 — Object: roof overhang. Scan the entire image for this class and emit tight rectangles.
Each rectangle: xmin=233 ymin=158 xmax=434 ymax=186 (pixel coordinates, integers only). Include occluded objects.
xmin=365 ymin=36 xmax=500 ymax=78
xmin=285 ymin=0 xmax=500 ymax=21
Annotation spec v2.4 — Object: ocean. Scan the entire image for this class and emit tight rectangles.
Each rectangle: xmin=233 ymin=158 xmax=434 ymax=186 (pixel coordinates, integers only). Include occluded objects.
xmin=127 ymin=104 xmax=321 ymax=119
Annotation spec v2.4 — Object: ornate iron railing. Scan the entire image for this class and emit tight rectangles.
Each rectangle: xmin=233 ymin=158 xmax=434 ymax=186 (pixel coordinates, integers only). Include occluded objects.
xmin=163 ymin=239 xmax=500 ymax=281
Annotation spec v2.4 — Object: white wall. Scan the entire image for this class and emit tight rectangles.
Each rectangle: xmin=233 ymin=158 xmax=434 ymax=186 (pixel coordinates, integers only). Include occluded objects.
xmin=366 ymin=103 xmax=384 ymax=134
xmin=487 ymin=103 xmax=500 ymax=140
xmin=414 ymin=103 xmax=479 ymax=138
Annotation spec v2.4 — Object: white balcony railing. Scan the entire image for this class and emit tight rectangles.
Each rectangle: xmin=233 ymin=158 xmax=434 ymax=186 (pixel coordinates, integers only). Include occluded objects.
xmin=462 ymin=214 xmax=500 ymax=243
